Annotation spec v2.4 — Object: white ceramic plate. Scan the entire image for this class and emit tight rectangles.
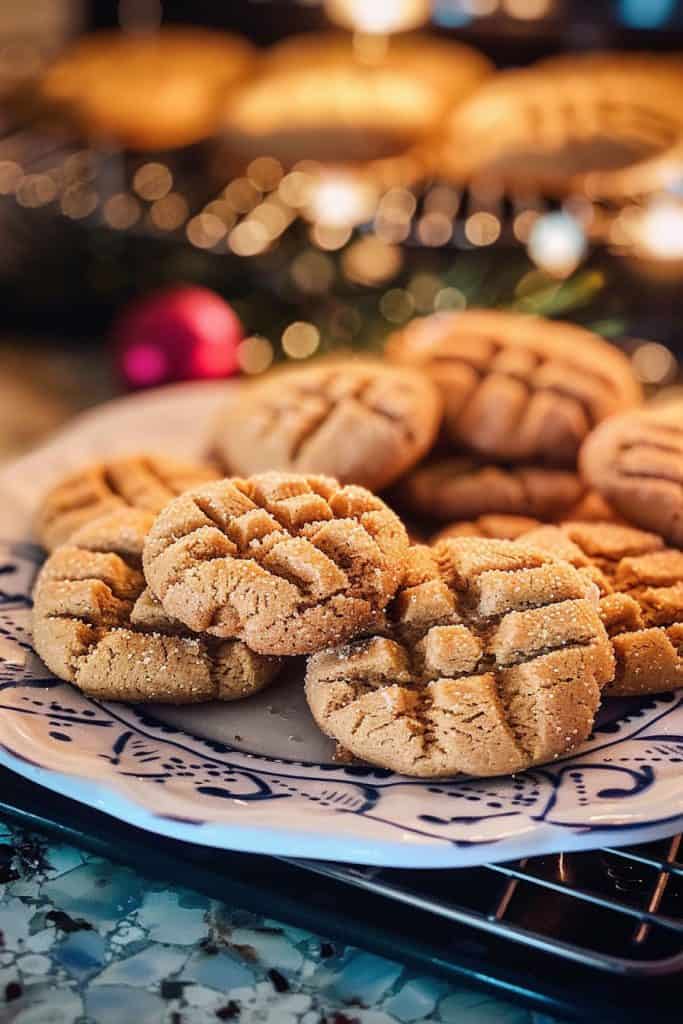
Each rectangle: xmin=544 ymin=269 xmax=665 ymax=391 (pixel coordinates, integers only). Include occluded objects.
xmin=1 ymin=382 xmax=682 ymax=867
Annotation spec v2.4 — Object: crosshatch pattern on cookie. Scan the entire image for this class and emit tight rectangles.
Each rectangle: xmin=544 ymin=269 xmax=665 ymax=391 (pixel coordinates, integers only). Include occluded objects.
xmin=32 ymin=509 xmax=280 ymax=702
xmin=211 ymin=361 xmax=442 ymax=492
xmin=395 ymin=457 xmax=585 ymax=522
xmin=305 ymin=538 xmax=614 ymax=778
xmin=520 ymin=521 xmax=683 ymax=697
xmin=143 ymin=472 xmax=409 ymax=656
xmin=35 ymin=453 xmax=220 ymax=552
xmin=387 ymin=310 xmax=640 ymax=465
xmin=580 ymin=402 xmax=683 ymax=548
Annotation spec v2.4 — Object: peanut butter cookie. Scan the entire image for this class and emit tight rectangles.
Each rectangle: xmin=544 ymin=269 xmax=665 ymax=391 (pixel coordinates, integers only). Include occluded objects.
xmin=143 ymin=472 xmax=409 ymax=656
xmin=386 ymin=310 xmax=640 ymax=464
xmin=432 ymin=514 xmax=544 ymax=544
xmin=430 ymin=491 xmax=620 ymax=544
xmin=32 ymin=510 xmax=280 ymax=702
xmin=306 ymin=539 xmax=613 ymax=777
xmin=395 ymin=456 xmax=584 ymax=522
xmin=40 ymin=28 xmax=254 ymax=150
xmin=580 ymin=402 xmax=683 ymax=547
xmin=211 ymin=361 xmax=442 ymax=493
xmin=519 ymin=521 xmax=683 ymax=697
xmin=36 ymin=453 xmax=220 ymax=552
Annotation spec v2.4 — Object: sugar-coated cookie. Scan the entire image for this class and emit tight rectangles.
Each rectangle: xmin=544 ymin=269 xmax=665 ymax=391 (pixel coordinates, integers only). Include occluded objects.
xmin=580 ymin=402 xmax=683 ymax=547
xmin=520 ymin=521 xmax=683 ymax=697
xmin=35 ymin=453 xmax=220 ymax=552
xmin=212 ymin=361 xmax=442 ymax=492
xmin=143 ymin=472 xmax=409 ymax=656
xmin=387 ymin=310 xmax=641 ymax=464
xmin=32 ymin=509 xmax=280 ymax=702
xmin=306 ymin=539 xmax=613 ymax=777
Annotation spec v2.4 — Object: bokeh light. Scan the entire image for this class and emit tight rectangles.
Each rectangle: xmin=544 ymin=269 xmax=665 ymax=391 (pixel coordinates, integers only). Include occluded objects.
xmin=186 ymin=213 xmax=227 ymax=249
xmin=237 ymin=335 xmax=274 ymax=375
xmin=282 ymin=321 xmax=320 ymax=359
xmin=305 ymin=174 xmax=377 ymax=228
xmin=149 ymin=193 xmax=189 ymax=230
xmin=132 ymin=163 xmax=173 ymax=201
xmin=103 ymin=193 xmax=141 ymax=229
xmin=15 ymin=174 xmax=57 ymax=208
xmin=342 ymin=236 xmax=402 ymax=286
xmin=418 ymin=212 xmax=453 ymax=247
xmin=247 ymin=157 xmax=283 ymax=192
xmin=291 ymin=250 xmax=336 ymax=294
xmin=632 ymin=342 xmax=677 ymax=384
xmin=380 ymin=288 xmax=414 ymax=323
xmin=464 ymin=211 xmax=501 ymax=246
xmin=228 ymin=220 xmax=271 ymax=256
xmin=527 ymin=211 xmax=586 ymax=276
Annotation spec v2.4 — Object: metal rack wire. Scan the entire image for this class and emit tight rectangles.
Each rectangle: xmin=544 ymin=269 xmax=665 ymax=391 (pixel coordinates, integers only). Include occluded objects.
xmin=287 ymin=833 xmax=683 ymax=977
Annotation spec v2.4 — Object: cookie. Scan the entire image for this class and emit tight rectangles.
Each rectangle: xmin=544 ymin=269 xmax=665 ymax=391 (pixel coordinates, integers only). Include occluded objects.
xmin=432 ymin=514 xmax=544 ymax=544
xmin=32 ymin=510 xmax=280 ymax=702
xmin=439 ymin=54 xmax=683 ymax=199
xmin=221 ymin=32 xmax=490 ymax=172
xmin=430 ymin=491 xmax=620 ymax=544
xmin=395 ymin=457 xmax=584 ymax=522
xmin=305 ymin=539 xmax=613 ymax=777
xmin=518 ymin=521 xmax=683 ymax=697
xmin=142 ymin=472 xmax=409 ymax=656
xmin=386 ymin=310 xmax=641 ymax=464
xmin=40 ymin=28 xmax=254 ymax=149
xmin=580 ymin=402 xmax=683 ymax=547
xmin=212 ymin=361 xmax=442 ymax=493
xmin=35 ymin=454 xmax=220 ymax=553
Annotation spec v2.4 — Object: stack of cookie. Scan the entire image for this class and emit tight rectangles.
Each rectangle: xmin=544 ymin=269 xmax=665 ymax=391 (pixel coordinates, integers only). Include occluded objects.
xmin=29 ymin=312 xmax=683 ymax=779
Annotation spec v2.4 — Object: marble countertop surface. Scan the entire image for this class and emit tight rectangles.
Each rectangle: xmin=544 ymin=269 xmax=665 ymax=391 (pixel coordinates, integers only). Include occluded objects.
xmin=0 ymin=340 xmax=553 ymax=1024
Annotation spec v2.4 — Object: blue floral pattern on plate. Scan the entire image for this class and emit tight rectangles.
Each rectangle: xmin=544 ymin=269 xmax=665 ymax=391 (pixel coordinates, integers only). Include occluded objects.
xmin=0 ymin=383 xmax=681 ymax=867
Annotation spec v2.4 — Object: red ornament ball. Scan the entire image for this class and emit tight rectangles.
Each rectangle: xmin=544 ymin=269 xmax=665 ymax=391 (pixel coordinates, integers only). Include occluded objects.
xmin=113 ymin=285 xmax=243 ymax=389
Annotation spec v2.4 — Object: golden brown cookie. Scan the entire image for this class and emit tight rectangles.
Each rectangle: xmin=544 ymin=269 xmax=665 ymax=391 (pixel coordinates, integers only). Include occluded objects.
xmin=386 ymin=310 xmax=641 ymax=465
xmin=429 ymin=491 xmax=621 ymax=544
xmin=580 ymin=402 xmax=683 ymax=547
xmin=439 ymin=53 xmax=683 ymax=199
xmin=394 ymin=457 xmax=584 ymax=522
xmin=39 ymin=28 xmax=254 ymax=149
xmin=221 ymin=32 xmax=490 ymax=175
xmin=142 ymin=472 xmax=409 ymax=656
xmin=518 ymin=521 xmax=683 ymax=697
xmin=212 ymin=361 xmax=442 ymax=493
xmin=32 ymin=510 xmax=280 ymax=702
xmin=432 ymin=514 xmax=543 ymax=544
xmin=305 ymin=539 xmax=613 ymax=778
xmin=35 ymin=453 xmax=220 ymax=553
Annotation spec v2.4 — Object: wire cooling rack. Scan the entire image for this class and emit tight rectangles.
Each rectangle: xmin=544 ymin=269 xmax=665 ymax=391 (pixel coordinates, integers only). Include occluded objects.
xmin=289 ymin=833 xmax=683 ymax=977
xmin=1 ymin=767 xmax=680 ymax=1022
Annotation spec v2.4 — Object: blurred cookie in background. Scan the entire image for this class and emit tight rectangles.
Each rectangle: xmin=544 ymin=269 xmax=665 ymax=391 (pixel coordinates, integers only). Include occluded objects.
xmin=38 ymin=28 xmax=254 ymax=149
xmin=439 ymin=53 xmax=683 ymax=200
xmin=219 ymin=32 xmax=491 ymax=180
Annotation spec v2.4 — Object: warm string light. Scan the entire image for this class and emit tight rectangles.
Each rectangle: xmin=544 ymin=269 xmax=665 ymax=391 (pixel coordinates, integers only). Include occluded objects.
xmin=324 ymin=0 xmax=430 ymax=34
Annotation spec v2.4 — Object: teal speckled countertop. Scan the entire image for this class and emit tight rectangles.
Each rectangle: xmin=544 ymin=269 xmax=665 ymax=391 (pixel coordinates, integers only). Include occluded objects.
xmin=0 ymin=820 xmax=549 ymax=1024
